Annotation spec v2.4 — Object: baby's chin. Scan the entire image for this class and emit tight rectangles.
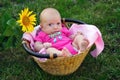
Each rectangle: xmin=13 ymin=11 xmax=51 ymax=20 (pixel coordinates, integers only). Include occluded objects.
xmin=52 ymin=31 xmax=60 ymax=33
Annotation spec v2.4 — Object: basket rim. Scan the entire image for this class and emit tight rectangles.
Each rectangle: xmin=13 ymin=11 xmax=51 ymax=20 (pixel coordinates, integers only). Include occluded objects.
xmin=36 ymin=46 xmax=91 ymax=63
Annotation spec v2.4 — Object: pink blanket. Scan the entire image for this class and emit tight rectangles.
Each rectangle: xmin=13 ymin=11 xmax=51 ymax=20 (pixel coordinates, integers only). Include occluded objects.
xmin=22 ymin=25 xmax=40 ymax=50
xmin=22 ymin=24 xmax=104 ymax=57
xmin=69 ymin=24 xmax=104 ymax=57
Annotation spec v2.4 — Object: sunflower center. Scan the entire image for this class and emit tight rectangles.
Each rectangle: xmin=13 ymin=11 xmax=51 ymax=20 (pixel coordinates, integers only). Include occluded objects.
xmin=22 ymin=16 xmax=30 ymax=26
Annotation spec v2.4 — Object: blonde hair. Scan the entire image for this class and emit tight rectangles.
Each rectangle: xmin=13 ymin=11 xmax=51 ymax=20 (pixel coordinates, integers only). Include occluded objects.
xmin=40 ymin=8 xmax=61 ymax=22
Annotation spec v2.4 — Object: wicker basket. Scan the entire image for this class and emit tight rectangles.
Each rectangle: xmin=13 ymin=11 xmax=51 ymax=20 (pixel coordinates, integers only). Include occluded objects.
xmin=32 ymin=48 xmax=90 ymax=75
xmin=22 ymin=18 xmax=91 ymax=75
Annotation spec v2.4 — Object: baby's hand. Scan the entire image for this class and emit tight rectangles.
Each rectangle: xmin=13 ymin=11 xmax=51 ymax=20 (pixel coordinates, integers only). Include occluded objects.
xmin=43 ymin=42 xmax=52 ymax=48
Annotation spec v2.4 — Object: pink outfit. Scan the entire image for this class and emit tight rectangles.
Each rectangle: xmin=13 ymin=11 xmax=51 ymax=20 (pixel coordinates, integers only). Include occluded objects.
xmin=34 ymin=26 xmax=78 ymax=55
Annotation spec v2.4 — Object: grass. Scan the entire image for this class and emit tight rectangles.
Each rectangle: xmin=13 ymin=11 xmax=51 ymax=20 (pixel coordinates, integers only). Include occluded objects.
xmin=0 ymin=0 xmax=120 ymax=80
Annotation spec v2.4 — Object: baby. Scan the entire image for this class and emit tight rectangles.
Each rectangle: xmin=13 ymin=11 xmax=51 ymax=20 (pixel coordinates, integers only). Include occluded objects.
xmin=34 ymin=8 xmax=89 ymax=57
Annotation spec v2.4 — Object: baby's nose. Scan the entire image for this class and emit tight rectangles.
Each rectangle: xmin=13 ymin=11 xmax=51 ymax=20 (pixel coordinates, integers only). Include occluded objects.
xmin=54 ymin=25 xmax=58 ymax=29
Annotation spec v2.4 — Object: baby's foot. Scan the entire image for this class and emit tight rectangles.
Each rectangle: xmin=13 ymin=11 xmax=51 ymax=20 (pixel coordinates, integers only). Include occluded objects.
xmin=80 ymin=39 xmax=89 ymax=52
xmin=77 ymin=31 xmax=83 ymax=35
xmin=61 ymin=48 xmax=71 ymax=57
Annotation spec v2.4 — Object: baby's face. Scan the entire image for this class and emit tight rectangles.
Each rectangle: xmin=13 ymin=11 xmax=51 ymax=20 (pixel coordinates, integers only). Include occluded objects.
xmin=41 ymin=15 xmax=62 ymax=34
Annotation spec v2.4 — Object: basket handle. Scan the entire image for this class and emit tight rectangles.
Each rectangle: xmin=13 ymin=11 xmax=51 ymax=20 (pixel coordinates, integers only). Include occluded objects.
xmin=22 ymin=18 xmax=85 ymax=59
xmin=62 ymin=18 xmax=85 ymax=24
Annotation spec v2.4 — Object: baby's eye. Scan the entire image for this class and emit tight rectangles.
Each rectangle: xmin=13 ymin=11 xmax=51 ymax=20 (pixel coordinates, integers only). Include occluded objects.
xmin=48 ymin=23 xmax=53 ymax=27
xmin=57 ymin=22 xmax=61 ymax=25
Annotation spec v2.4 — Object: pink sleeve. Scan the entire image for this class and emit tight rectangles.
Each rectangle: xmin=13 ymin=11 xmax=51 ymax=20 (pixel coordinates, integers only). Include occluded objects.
xmin=34 ymin=32 xmax=43 ymax=42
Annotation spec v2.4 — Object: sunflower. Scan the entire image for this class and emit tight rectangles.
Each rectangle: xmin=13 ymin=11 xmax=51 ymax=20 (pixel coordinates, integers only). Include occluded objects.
xmin=17 ymin=8 xmax=36 ymax=32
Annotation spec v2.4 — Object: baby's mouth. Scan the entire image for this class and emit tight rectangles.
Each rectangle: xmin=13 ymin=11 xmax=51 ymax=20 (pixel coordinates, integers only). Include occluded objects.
xmin=52 ymin=31 xmax=59 ymax=33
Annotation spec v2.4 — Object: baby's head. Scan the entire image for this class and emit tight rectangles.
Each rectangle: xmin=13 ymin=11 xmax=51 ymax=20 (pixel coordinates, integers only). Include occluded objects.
xmin=40 ymin=8 xmax=62 ymax=34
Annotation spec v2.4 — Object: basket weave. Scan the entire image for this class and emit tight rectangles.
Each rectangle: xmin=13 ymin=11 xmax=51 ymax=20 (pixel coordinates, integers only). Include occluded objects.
xmin=32 ymin=47 xmax=90 ymax=75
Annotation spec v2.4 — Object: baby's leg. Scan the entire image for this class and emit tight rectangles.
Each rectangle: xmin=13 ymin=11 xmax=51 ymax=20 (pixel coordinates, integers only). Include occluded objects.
xmin=61 ymin=47 xmax=72 ymax=57
xmin=46 ymin=48 xmax=61 ymax=55
xmin=46 ymin=47 xmax=71 ymax=57
xmin=73 ymin=34 xmax=89 ymax=52
xmin=80 ymin=39 xmax=89 ymax=52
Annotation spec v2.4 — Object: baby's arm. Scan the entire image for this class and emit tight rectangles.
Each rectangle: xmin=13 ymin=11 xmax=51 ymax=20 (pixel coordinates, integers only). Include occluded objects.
xmin=34 ymin=41 xmax=43 ymax=52
xmin=34 ymin=41 xmax=52 ymax=52
xmin=43 ymin=42 xmax=52 ymax=48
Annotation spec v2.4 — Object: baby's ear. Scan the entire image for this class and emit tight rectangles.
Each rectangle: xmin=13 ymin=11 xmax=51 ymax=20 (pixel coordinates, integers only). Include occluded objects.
xmin=40 ymin=23 xmax=42 ymax=28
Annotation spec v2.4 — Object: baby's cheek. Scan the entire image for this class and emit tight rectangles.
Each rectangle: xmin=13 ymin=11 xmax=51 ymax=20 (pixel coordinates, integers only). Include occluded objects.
xmin=45 ymin=28 xmax=52 ymax=34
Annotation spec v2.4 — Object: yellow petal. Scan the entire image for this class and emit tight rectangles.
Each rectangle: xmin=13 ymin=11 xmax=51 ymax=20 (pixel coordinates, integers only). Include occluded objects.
xmin=17 ymin=8 xmax=36 ymax=32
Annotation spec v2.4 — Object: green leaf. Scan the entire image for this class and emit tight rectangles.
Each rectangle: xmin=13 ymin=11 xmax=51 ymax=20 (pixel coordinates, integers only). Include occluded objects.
xmin=0 ymin=12 xmax=12 ymax=32
xmin=3 ymin=25 xmax=14 ymax=36
xmin=0 ymin=35 xmax=5 ymax=43
xmin=3 ymin=19 xmax=18 ymax=36
xmin=7 ymin=18 xmax=17 ymax=29
xmin=4 ymin=36 xmax=15 ymax=49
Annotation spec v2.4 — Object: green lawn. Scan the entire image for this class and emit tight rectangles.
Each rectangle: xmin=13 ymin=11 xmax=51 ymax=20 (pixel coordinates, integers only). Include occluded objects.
xmin=0 ymin=0 xmax=120 ymax=80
